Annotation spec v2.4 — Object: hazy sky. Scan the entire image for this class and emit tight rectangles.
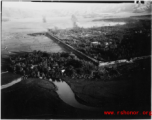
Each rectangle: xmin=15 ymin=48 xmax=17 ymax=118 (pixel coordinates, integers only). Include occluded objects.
xmin=3 ymin=2 xmax=126 ymax=10
xmin=3 ymin=2 xmax=74 ymax=10
xmin=3 ymin=2 xmax=151 ymax=16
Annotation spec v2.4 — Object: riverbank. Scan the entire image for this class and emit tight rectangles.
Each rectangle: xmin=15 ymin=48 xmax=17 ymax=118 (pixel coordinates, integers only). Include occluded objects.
xmin=65 ymin=77 xmax=131 ymax=108
xmin=2 ymin=77 xmax=111 ymax=119
xmin=64 ymin=58 xmax=151 ymax=111
xmin=1 ymin=78 xmax=71 ymax=118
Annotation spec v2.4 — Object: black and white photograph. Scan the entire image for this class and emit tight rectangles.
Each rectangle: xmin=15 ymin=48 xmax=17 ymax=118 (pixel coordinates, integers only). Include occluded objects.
xmin=1 ymin=0 xmax=151 ymax=119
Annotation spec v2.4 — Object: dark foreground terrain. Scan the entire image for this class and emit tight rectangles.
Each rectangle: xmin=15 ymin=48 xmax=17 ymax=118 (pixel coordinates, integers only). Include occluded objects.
xmin=67 ymin=58 xmax=151 ymax=111
xmin=1 ymin=55 xmax=151 ymax=119
xmin=2 ymin=78 xmax=96 ymax=119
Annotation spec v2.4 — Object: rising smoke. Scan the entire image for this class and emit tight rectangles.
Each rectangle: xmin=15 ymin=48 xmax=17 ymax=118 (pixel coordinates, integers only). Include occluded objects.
xmin=43 ymin=16 xmax=46 ymax=23
xmin=71 ymin=15 xmax=78 ymax=28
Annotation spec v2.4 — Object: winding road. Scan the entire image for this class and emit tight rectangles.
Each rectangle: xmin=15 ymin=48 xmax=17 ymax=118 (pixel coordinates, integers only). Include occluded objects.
xmin=1 ymin=77 xmax=22 ymax=89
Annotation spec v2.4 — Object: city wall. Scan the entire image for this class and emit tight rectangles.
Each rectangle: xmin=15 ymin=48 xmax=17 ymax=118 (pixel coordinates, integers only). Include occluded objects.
xmin=46 ymin=32 xmax=99 ymax=65
xmin=46 ymin=32 xmax=151 ymax=68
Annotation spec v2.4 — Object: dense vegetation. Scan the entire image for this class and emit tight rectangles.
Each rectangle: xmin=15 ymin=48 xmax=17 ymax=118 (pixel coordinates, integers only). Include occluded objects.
xmin=8 ymin=51 xmax=99 ymax=81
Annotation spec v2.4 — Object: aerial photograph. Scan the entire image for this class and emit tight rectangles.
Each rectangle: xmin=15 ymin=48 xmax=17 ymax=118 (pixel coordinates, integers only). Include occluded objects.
xmin=1 ymin=1 xmax=151 ymax=119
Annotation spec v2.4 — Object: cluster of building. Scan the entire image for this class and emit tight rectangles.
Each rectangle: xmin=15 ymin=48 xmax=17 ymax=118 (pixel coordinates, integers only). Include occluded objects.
xmin=50 ymin=19 xmax=150 ymax=62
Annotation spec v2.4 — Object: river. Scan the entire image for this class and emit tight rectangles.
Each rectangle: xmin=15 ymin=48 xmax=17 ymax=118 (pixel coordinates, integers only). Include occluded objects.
xmin=50 ymin=79 xmax=100 ymax=111
xmin=3 ymin=17 xmax=126 ymax=31
xmin=2 ymin=77 xmax=100 ymax=111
